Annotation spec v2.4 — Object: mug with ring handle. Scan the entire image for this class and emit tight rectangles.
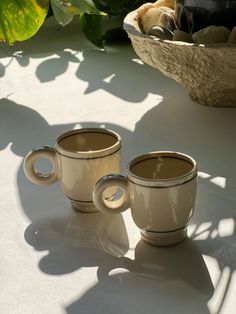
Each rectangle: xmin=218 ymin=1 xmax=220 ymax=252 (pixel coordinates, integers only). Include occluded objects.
xmin=93 ymin=151 xmax=198 ymax=246
xmin=23 ymin=128 xmax=121 ymax=213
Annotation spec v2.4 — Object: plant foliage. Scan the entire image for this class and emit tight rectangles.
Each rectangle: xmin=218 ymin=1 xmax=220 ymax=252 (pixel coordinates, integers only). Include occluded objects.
xmin=0 ymin=0 xmax=49 ymax=44
xmin=0 ymin=0 xmax=149 ymax=47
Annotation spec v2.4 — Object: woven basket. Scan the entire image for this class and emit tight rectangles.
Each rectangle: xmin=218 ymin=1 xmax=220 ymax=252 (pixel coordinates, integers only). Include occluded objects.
xmin=123 ymin=10 xmax=236 ymax=107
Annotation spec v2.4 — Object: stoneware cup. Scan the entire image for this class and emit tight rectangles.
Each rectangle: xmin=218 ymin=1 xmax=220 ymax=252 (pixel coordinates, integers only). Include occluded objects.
xmin=23 ymin=128 xmax=121 ymax=213
xmin=93 ymin=151 xmax=198 ymax=246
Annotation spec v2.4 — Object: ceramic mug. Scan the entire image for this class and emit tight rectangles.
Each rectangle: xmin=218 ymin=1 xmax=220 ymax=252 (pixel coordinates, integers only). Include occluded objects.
xmin=23 ymin=128 xmax=121 ymax=212
xmin=93 ymin=151 xmax=198 ymax=246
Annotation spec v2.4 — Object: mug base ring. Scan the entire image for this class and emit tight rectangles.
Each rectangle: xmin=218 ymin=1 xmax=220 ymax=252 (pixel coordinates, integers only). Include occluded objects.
xmin=140 ymin=228 xmax=188 ymax=247
xmin=71 ymin=200 xmax=99 ymax=213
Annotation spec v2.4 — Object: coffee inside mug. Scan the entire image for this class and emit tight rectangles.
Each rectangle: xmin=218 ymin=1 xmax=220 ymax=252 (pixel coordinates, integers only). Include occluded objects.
xmin=130 ymin=153 xmax=194 ymax=180
xmin=58 ymin=130 xmax=118 ymax=152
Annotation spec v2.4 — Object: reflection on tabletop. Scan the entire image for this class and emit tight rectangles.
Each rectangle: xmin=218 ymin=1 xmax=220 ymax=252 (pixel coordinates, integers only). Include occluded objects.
xmin=24 ymin=211 xmax=129 ymax=275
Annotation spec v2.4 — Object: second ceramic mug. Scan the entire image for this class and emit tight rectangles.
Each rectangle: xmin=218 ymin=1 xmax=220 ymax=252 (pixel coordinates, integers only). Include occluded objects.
xmin=93 ymin=151 xmax=198 ymax=246
xmin=23 ymin=128 xmax=121 ymax=212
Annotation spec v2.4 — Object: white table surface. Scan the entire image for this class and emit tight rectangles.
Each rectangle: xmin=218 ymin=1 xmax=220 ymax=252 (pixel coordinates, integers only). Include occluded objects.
xmin=1 ymin=17 xmax=236 ymax=314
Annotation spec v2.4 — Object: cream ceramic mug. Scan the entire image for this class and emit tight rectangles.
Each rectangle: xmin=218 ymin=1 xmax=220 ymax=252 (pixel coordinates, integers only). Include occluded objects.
xmin=23 ymin=128 xmax=121 ymax=212
xmin=93 ymin=151 xmax=198 ymax=246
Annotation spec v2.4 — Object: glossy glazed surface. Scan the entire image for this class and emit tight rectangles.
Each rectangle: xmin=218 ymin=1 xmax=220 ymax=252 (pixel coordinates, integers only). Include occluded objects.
xmin=93 ymin=151 xmax=197 ymax=245
xmin=128 ymin=176 xmax=197 ymax=232
xmin=24 ymin=128 xmax=121 ymax=211
xmin=56 ymin=148 xmax=120 ymax=203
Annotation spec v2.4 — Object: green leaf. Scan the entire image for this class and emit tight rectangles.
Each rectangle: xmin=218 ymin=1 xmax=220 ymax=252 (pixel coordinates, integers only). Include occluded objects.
xmin=80 ymin=13 xmax=104 ymax=48
xmin=50 ymin=0 xmax=73 ymax=26
xmin=0 ymin=0 xmax=49 ymax=44
xmin=50 ymin=0 xmax=106 ymax=26
xmin=69 ymin=0 xmax=106 ymax=15
xmin=50 ymin=0 xmax=106 ymax=17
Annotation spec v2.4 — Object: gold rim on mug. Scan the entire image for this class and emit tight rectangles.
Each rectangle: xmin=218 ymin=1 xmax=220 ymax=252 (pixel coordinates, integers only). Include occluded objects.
xmin=127 ymin=151 xmax=197 ymax=188
xmin=55 ymin=128 xmax=121 ymax=159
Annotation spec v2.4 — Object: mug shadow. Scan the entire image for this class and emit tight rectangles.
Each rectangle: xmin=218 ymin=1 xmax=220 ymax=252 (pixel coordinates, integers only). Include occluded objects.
xmin=66 ymin=239 xmax=213 ymax=314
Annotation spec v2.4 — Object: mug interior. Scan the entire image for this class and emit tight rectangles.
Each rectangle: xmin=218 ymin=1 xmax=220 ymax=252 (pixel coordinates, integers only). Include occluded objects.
xmin=130 ymin=154 xmax=194 ymax=180
xmin=58 ymin=130 xmax=118 ymax=152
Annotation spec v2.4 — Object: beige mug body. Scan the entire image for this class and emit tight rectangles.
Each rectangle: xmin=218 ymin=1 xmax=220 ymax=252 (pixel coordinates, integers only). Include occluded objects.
xmin=93 ymin=151 xmax=197 ymax=246
xmin=24 ymin=128 xmax=121 ymax=212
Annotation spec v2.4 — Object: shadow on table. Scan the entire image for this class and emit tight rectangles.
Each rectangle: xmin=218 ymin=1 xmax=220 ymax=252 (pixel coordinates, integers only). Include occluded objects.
xmin=1 ymin=14 xmax=176 ymax=104
xmin=0 ymin=17 xmax=82 ymax=85
xmin=74 ymin=47 xmax=175 ymax=103
xmin=66 ymin=238 xmax=213 ymax=314
xmin=1 ymin=79 xmax=236 ymax=313
xmin=1 ymin=44 xmax=175 ymax=103
xmin=32 ymin=44 xmax=170 ymax=102
xmin=1 ymin=15 xmax=181 ymax=103
xmin=0 ymin=50 xmax=81 ymax=83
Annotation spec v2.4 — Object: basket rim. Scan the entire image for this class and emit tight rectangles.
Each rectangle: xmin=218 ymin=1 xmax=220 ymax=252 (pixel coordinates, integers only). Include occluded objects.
xmin=123 ymin=10 xmax=236 ymax=50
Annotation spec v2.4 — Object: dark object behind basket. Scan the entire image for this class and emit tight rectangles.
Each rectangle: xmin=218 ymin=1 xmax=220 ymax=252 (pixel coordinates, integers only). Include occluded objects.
xmin=175 ymin=0 xmax=236 ymax=34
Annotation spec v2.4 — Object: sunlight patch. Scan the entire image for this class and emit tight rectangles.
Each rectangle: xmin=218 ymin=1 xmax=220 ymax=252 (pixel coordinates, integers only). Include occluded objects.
xmin=198 ymin=171 xmax=211 ymax=179
xmin=210 ymin=177 xmax=226 ymax=189
xmin=218 ymin=219 xmax=235 ymax=237
xmin=208 ymin=266 xmax=231 ymax=314
xmin=109 ymin=268 xmax=129 ymax=277
xmin=210 ymin=229 xmax=218 ymax=239
xmin=103 ymin=74 xmax=115 ymax=83
xmin=132 ymin=58 xmax=144 ymax=65
xmin=195 ymin=222 xmax=212 ymax=234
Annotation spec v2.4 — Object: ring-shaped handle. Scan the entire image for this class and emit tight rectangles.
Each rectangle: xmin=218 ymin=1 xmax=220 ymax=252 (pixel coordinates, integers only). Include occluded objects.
xmin=93 ymin=174 xmax=129 ymax=214
xmin=23 ymin=146 xmax=58 ymax=185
